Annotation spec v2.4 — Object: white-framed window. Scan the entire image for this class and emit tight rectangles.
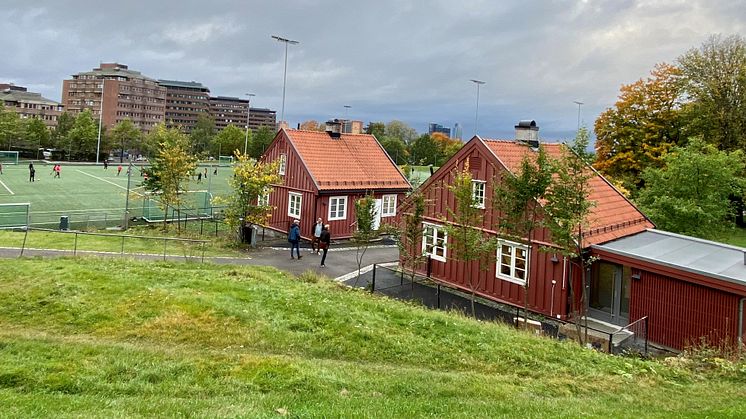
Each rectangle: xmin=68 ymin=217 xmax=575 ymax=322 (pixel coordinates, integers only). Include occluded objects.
xmin=258 ymin=192 xmax=270 ymax=207
xmin=472 ymin=180 xmax=486 ymax=209
xmin=381 ymin=194 xmax=397 ymax=217
xmin=422 ymin=222 xmax=447 ymax=262
xmin=496 ymin=239 xmax=529 ymax=286
xmin=328 ymin=196 xmax=348 ymax=220
xmin=288 ymin=192 xmax=301 ymax=218
xmin=278 ymin=154 xmax=287 ymax=175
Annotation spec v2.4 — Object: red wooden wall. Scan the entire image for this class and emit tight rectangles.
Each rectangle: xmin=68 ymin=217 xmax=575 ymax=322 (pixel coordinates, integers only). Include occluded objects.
xmin=630 ymin=269 xmax=744 ymax=350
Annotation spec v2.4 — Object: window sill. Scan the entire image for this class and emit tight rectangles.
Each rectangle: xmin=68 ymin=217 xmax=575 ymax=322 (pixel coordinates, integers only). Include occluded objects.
xmin=497 ymin=274 xmax=527 ymax=287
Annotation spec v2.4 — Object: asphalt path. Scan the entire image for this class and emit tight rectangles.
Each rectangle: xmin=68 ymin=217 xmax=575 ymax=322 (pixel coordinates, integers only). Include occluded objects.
xmin=0 ymin=244 xmax=400 ymax=279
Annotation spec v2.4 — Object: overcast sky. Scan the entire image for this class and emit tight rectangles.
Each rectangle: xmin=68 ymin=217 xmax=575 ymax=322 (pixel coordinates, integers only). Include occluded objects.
xmin=2 ymin=0 xmax=745 ymax=141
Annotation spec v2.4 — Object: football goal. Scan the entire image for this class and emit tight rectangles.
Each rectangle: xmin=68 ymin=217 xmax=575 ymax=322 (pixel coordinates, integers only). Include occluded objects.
xmin=218 ymin=155 xmax=234 ymax=166
xmin=0 ymin=202 xmax=30 ymax=230
xmin=0 ymin=151 xmax=19 ymax=165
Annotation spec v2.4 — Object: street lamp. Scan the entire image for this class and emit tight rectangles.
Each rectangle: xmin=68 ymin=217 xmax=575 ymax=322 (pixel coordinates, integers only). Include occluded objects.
xmin=573 ymin=100 xmax=584 ymax=132
xmin=470 ymin=79 xmax=485 ymax=136
xmin=271 ymin=35 xmax=299 ymax=128
xmin=96 ymin=78 xmax=105 ymax=165
xmin=244 ymin=93 xmax=255 ymax=155
xmin=343 ymin=105 xmax=351 ymax=133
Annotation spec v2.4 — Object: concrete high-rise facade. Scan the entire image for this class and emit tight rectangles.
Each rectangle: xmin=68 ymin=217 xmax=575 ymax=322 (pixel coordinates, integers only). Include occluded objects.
xmin=209 ymin=96 xmax=249 ymax=131
xmin=428 ymin=123 xmax=451 ymax=137
xmin=0 ymin=84 xmax=63 ymax=128
xmin=248 ymin=107 xmax=277 ymax=130
xmin=158 ymin=80 xmax=210 ymax=133
xmin=61 ymin=63 xmax=166 ymax=133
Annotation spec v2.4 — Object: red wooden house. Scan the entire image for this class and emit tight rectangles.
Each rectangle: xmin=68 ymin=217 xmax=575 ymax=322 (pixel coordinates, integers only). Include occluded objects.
xmin=404 ymin=121 xmax=746 ymax=351
xmin=259 ymin=125 xmax=411 ymax=240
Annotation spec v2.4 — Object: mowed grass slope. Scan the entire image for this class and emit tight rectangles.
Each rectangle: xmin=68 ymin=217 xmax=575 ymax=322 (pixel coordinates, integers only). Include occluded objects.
xmin=1 ymin=258 xmax=745 ymax=418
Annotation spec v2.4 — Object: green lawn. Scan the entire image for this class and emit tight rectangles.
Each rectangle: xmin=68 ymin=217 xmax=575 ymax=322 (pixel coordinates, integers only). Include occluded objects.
xmin=0 ymin=162 xmax=233 ymax=229
xmin=1 ymin=258 xmax=744 ymax=417
xmin=723 ymin=228 xmax=746 ymax=247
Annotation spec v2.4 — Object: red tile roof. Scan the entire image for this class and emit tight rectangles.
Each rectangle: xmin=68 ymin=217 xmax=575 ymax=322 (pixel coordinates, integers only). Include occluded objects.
xmin=482 ymin=138 xmax=653 ymax=246
xmin=285 ymin=129 xmax=410 ymax=191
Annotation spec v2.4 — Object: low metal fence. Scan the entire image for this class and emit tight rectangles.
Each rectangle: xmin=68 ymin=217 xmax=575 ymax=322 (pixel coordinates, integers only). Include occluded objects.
xmin=17 ymin=227 xmax=210 ymax=262
xmin=367 ymin=263 xmax=649 ymax=356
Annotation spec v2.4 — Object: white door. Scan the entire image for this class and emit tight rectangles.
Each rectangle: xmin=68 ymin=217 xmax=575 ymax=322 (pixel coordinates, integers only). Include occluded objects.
xmin=372 ymin=199 xmax=382 ymax=230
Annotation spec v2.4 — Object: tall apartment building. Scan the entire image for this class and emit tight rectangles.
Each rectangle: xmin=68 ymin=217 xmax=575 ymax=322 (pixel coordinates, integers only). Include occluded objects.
xmin=428 ymin=123 xmax=451 ymax=137
xmin=248 ymin=107 xmax=277 ymax=130
xmin=209 ymin=96 xmax=248 ymax=131
xmin=0 ymin=84 xmax=63 ymax=128
xmin=61 ymin=63 xmax=166 ymax=133
xmin=158 ymin=80 xmax=210 ymax=133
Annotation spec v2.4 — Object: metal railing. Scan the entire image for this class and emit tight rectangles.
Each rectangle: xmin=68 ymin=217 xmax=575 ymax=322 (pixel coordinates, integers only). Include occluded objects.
xmin=18 ymin=227 xmax=210 ymax=262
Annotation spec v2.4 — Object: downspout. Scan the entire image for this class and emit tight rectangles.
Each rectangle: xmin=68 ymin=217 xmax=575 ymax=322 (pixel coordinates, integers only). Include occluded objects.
xmin=739 ymin=297 xmax=745 ymax=352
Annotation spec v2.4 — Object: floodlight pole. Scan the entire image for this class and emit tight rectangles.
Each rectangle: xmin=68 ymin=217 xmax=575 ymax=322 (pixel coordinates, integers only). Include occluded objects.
xmin=272 ymin=35 xmax=299 ymax=128
xmin=573 ymin=100 xmax=584 ymax=132
xmin=470 ymin=79 xmax=485 ymax=136
xmin=244 ymin=93 xmax=255 ymax=155
xmin=96 ymin=78 xmax=105 ymax=165
xmin=124 ymin=162 xmax=132 ymax=230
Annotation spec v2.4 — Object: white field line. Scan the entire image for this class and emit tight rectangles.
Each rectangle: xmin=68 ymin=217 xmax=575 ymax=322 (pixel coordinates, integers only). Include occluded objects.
xmin=76 ymin=170 xmax=145 ymax=197
xmin=0 ymin=178 xmax=14 ymax=195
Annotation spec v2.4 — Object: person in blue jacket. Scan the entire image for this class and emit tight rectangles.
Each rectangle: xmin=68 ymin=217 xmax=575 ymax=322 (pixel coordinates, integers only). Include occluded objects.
xmin=288 ymin=219 xmax=302 ymax=259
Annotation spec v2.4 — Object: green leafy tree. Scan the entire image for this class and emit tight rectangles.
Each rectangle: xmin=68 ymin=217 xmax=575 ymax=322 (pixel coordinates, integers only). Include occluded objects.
xmin=492 ymin=146 xmax=553 ymax=326
xmin=637 ymin=138 xmax=745 ymax=239
xmin=385 ymin=120 xmax=418 ymax=145
xmin=67 ymin=109 xmax=98 ymax=160
xmin=190 ymin=114 xmax=215 ymax=155
xmin=51 ymin=111 xmax=75 ymax=150
xmin=379 ymin=135 xmax=408 ymax=165
xmin=210 ymin=124 xmax=244 ymax=158
xmin=443 ymin=167 xmax=495 ymax=317
xmin=410 ymin=134 xmax=439 ymax=165
xmin=431 ymin=132 xmax=463 ymax=166
xmin=0 ymin=103 xmax=23 ymax=150
xmin=543 ymin=127 xmax=596 ymax=345
xmin=23 ymin=117 xmax=50 ymax=151
xmin=384 ymin=191 xmax=426 ymax=293
xmin=110 ymin=119 xmax=141 ymax=163
xmin=248 ymin=125 xmax=275 ymax=159
xmin=594 ymin=63 xmax=685 ymax=193
xmin=365 ymin=121 xmax=385 ymax=138
xmin=353 ymin=194 xmax=378 ymax=285
xmin=142 ymin=124 xmax=198 ymax=231
xmin=678 ymin=34 xmax=746 ymax=152
xmin=216 ymin=152 xmax=280 ymax=243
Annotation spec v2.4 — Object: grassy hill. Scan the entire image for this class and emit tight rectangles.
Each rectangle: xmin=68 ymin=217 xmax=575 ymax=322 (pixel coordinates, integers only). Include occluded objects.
xmin=0 ymin=258 xmax=745 ymax=418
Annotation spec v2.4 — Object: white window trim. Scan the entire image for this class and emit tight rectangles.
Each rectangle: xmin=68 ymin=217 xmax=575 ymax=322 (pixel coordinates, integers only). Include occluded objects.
xmin=328 ymin=196 xmax=348 ymax=221
xmin=422 ymin=222 xmax=447 ymax=262
xmin=496 ymin=239 xmax=529 ymax=286
xmin=278 ymin=154 xmax=287 ymax=175
xmin=288 ymin=192 xmax=302 ymax=218
xmin=381 ymin=194 xmax=397 ymax=217
xmin=472 ymin=180 xmax=486 ymax=209
xmin=258 ymin=192 xmax=270 ymax=207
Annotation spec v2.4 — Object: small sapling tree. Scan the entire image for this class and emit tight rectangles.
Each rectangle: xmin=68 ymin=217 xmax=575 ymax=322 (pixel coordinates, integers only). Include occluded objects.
xmin=353 ymin=194 xmax=377 ymax=285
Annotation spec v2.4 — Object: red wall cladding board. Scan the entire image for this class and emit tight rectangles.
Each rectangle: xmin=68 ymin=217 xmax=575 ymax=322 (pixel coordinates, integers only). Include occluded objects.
xmin=631 ymin=270 xmax=741 ymax=350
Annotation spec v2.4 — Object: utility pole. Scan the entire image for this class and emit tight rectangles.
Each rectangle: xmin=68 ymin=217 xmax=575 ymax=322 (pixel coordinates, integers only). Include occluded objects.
xmin=573 ymin=100 xmax=584 ymax=132
xmin=272 ymin=35 xmax=299 ymax=128
xmin=470 ymin=79 xmax=486 ymax=136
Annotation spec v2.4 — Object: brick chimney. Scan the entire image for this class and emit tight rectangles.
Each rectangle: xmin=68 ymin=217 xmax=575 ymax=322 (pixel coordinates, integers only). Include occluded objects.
xmin=515 ymin=120 xmax=539 ymax=148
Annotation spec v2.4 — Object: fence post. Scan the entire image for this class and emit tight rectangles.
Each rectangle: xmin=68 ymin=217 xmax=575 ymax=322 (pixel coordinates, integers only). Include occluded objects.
xmin=609 ymin=332 xmax=613 ymax=354
xmin=645 ymin=316 xmax=650 ymax=356
xmin=73 ymin=232 xmax=78 ymax=257
xmin=201 ymin=241 xmax=205 ymax=263
xmin=121 ymin=235 xmax=125 ymax=256
xmin=371 ymin=264 xmax=376 ymax=293
xmin=200 ymin=218 xmax=204 ymax=235
xmin=20 ymin=227 xmax=30 ymax=257
xmin=215 ymin=220 xmax=218 ymax=237
xmin=163 ymin=238 xmax=167 ymax=261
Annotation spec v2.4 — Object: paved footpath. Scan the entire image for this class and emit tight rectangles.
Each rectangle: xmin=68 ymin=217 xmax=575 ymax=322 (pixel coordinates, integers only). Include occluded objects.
xmin=0 ymin=244 xmax=400 ymax=280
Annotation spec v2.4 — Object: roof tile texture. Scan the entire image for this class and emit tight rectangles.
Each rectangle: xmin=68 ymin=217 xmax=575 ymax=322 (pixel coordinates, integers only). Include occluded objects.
xmin=483 ymin=139 xmax=653 ymax=246
xmin=285 ymin=129 xmax=410 ymax=191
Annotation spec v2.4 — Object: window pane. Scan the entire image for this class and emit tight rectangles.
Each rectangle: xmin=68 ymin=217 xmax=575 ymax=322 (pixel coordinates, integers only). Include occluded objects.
xmin=515 ymin=268 xmax=526 ymax=280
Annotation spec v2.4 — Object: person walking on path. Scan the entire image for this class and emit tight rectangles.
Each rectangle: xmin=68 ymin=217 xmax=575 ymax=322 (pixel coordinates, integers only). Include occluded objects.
xmin=319 ymin=224 xmax=331 ymax=268
xmin=28 ymin=163 xmax=35 ymax=182
xmin=288 ymin=219 xmax=302 ymax=259
xmin=311 ymin=218 xmax=323 ymax=254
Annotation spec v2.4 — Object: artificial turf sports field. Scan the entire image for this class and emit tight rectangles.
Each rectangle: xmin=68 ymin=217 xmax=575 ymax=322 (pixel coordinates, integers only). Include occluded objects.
xmin=0 ymin=161 xmax=233 ymax=228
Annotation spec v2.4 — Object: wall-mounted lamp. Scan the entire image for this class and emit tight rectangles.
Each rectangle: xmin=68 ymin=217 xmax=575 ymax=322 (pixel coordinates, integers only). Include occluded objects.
xmin=550 ymin=254 xmax=559 ymax=264
xmin=631 ymin=272 xmax=641 ymax=280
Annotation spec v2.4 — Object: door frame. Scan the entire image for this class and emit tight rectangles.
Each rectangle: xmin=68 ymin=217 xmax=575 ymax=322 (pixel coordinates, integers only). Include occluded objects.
xmin=588 ymin=261 xmax=629 ymax=326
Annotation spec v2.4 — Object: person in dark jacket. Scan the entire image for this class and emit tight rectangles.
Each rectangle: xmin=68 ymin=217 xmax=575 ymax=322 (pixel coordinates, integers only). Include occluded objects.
xmin=319 ymin=224 xmax=331 ymax=267
xmin=288 ymin=219 xmax=302 ymax=259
